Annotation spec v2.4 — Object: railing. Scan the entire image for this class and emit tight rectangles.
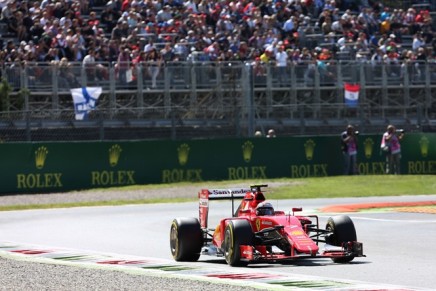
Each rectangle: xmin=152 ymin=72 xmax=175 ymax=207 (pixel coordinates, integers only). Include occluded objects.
xmin=0 ymin=60 xmax=435 ymax=141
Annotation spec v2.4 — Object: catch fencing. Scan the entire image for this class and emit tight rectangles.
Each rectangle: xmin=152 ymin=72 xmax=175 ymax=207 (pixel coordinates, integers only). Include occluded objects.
xmin=0 ymin=60 xmax=435 ymax=141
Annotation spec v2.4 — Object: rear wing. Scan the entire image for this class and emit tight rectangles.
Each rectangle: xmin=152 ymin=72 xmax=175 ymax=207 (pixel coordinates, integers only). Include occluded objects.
xmin=200 ymin=188 xmax=251 ymax=200
xmin=198 ymin=188 xmax=251 ymax=228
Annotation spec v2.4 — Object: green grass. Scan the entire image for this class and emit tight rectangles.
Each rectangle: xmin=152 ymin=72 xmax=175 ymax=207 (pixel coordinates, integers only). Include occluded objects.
xmin=1 ymin=175 xmax=435 ymax=211
xmin=269 ymin=175 xmax=436 ymax=199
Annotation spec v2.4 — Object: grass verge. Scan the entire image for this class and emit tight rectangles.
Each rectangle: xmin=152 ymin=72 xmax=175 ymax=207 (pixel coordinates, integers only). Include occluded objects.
xmin=1 ymin=175 xmax=435 ymax=211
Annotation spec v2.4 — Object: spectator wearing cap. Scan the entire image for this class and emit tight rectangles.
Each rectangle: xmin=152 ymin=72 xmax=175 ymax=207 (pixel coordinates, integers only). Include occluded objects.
xmin=121 ymin=0 xmax=131 ymax=12
xmin=260 ymin=46 xmax=273 ymax=63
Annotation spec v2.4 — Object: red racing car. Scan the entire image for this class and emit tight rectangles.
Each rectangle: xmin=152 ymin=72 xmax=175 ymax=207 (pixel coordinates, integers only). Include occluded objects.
xmin=170 ymin=184 xmax=364 ymax=266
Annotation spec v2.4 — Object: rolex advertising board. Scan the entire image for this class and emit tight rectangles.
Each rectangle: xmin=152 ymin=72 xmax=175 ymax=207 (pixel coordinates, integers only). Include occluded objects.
xmin=0 ymin=133 xmax=434 ymax=194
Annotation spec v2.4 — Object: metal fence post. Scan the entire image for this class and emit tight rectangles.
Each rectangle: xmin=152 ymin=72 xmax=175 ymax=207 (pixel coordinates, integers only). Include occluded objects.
xmin=52 ymin=65 xmax=59 ymax=113
xmin=244 ymin=64 xmax=254 ymax=137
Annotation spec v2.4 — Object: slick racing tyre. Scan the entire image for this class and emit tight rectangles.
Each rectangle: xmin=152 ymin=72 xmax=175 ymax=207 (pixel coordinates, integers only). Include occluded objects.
xmin=325 ymin=215 xmax=357 ymax=263
xmin=170 ymin=217 xmax=203 ymax=262
xmin=223 ymin=219 xmax=253 ymax=266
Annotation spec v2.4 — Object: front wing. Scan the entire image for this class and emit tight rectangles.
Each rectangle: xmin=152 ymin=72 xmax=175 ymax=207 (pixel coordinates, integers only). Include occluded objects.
xmin=201 ymin=242 xmax=364 ymax=263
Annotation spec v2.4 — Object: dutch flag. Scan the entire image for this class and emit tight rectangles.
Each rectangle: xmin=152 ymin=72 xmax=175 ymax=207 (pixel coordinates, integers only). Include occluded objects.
xmin=344 ymin=83 xmax=360 ymax=108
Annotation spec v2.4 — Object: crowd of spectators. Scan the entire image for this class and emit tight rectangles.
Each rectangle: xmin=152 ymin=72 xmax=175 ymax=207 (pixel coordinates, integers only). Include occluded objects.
xmin=0 ymin=0 xmax=436 ymax=85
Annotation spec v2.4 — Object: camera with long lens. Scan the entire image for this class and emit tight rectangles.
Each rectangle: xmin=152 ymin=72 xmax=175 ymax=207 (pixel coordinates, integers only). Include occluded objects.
xmin=396 ymin=129 xmax=405 ymax=134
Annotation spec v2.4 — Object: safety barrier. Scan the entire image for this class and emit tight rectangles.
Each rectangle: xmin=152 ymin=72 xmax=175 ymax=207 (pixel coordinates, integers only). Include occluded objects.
xmin=0 ymin=133 xmax=434 ymax=194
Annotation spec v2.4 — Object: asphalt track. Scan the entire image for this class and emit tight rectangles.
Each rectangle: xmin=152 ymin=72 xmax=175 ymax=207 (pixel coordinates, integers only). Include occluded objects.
xmin=1 ymin=195 xmax=436 ymax=290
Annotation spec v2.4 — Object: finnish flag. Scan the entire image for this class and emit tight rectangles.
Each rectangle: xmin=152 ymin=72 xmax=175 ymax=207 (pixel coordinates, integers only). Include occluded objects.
xmin=70 ymin=87 xmax=102 ymax=120
xmin=344 ymin=83 xmax=360 ymax=108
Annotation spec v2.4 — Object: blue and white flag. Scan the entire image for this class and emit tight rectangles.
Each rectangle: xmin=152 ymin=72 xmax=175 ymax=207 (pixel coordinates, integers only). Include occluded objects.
xmin=344 ymin=83 xmax=360 ymax=108
xmin=70 ymin=87 xmax=102 ymax=120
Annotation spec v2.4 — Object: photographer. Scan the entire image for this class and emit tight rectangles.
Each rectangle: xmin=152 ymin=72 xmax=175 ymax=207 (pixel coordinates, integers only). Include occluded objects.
xmin=380 ymin=125 xmax=404 ymax=174
xmin=341 ymin=125 xmax=359 ymax=175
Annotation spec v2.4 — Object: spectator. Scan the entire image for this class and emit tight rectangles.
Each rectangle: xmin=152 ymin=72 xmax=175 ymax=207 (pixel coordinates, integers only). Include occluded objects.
xmin=275 ymin=44 xmax=288 ymax=86
xmin=252 ymin=56 xmax=267 ymax=85
xmin=100 ymin=5 xmax=117 ymax=33
xmin=117 ymin=47 xmax=132 ymax=85
xmin=380 ymin=125 xmax=404 ymax=174
xmin=82 ymin=48 xmax=97 ymax=81
xmin=126 ymin=27 xmax=141 ymax=50
xmin=132 ymin=50 xmax=146 ymax=79
xmin=156 ymin=5 xmax=172 ymax=23
xmin=144 ymin=47 xmax=162 ymax=89
xmin=9 ymin=10 xmax=27 ymax=41
xmin=58 ymin=57 xmax=79 ymax=88
xmin=254 ymin=130 xmax=263 ymax=137
xmin=260 ymin=46 xmax=273 ymax=63
xmin=0 ymin=1 xmax=14 ymax=24
xmin=0 ymin=0 xmax=435 ymax=97
xmin=341 ymin=125 xmax=358 ymax=175
xmin=111 ymin=20 xmax=124 ymax=41
xmin=412 ymin=32 xmax=425 ymax=52
xmin=266 ymin=129 xmax=276 ymax=138
xmin=44 ymin=47 xmax=60 ymax=62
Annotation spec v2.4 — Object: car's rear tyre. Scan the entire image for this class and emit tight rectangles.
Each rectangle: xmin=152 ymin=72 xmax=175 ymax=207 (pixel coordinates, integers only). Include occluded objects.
xmin=325 ymin=215 xmax=357 ymax=263
xmin=170 ymin=217 xmax=203 ymax=262
xmin=223 ymin=219 xmax=253 ymax=266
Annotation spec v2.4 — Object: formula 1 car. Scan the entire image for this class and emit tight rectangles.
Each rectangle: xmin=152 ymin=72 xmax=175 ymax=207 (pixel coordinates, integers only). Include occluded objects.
xmin=170 ymin=184 xmax=364 ymax=266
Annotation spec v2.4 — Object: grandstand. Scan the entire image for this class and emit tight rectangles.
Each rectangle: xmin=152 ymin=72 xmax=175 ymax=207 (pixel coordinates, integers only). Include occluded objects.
xmin=0 ymin=0 xmax=436 ymax=141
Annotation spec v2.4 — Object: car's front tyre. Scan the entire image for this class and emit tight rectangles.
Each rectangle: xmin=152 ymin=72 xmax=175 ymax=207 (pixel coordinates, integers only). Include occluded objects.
xmin=170 ymin=217 xmax=203 ymax=261
xmin=223 ymin=219 xmax=253 ymax=266
xmin=325 ymin=215 xmax=357 ymax=263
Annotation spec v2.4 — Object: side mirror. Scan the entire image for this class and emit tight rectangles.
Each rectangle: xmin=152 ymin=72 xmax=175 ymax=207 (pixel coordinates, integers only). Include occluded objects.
xmin=292 ymin=207 xmax=302 ymax=215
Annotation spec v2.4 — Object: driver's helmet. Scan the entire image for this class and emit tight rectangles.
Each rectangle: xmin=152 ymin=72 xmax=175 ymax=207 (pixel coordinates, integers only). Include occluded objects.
xmin=256 ymin=202 xmax=274 ymax=216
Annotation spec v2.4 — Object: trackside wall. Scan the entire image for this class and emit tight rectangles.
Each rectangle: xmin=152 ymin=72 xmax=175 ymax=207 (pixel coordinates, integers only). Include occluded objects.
xmin=0 ymin=133 xmax=434 ymax=194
